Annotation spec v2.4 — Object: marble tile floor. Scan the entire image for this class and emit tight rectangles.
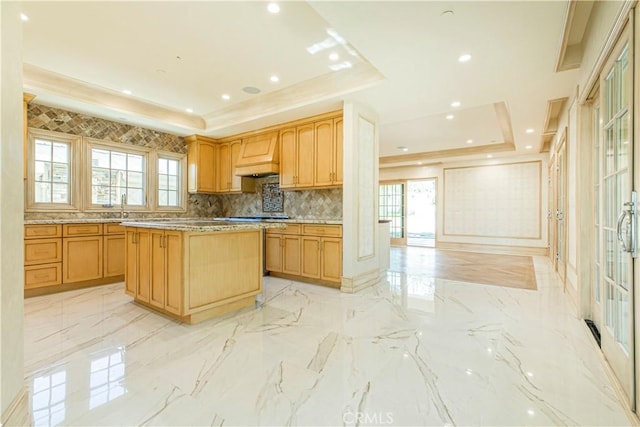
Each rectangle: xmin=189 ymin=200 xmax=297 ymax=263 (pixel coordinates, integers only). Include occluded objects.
xmin=20 ymin=247 xmax=632 ymax=426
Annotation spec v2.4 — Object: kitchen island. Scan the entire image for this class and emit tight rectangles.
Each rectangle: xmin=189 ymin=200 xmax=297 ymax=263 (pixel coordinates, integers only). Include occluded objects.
xmin=122 ymin=220 xmax=286 ymax=324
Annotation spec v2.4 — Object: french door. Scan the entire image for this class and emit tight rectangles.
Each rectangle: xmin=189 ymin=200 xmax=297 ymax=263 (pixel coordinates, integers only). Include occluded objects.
xmin=598 ymin=25 xmax=636 ymax=406
xmin=379 ymin=182 xmax=406 ymax=246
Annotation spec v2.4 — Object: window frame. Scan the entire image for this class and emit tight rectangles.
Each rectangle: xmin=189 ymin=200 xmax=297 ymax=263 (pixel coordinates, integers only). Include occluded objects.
xmin=84 ymin=138 xmax=152 ymax=212
xmin=154 ymin=150 xmax=187 ymax=212
xmin=26 ymin=128 xmax=82 ymax=212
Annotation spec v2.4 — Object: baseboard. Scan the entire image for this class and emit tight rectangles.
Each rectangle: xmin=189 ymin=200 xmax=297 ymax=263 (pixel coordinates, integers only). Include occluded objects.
xmin=267 ymin=272 xmax=341 ymax=289
xmin=1 ymin=387 xmax=30 ymax=427
xmin=436 ymin=241 xmax=548 ymax=256
xmin=341 ymin=268 xmax=380 ymax=293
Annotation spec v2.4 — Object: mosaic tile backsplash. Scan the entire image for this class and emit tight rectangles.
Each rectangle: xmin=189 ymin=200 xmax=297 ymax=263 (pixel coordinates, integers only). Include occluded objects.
xmin=28 ymin=103 xmax=186 ymax=153
xmin=220 ymin=176 xmax=342 ymax=219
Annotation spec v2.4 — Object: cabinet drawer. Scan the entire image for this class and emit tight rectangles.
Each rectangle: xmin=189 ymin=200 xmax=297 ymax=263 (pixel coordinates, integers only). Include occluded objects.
xmin=63 ymin=223 xmax=103 ymax=237
xmin=24 ymin=225 xmax=62 ymax=239
xmin=104 ymin=223 xmax=126 ymax=235
xmin=25 ymin=263 xmax=62 ymax=289
xmin=266 ymin=224 xmax=301 ymax=235
xmin=302 ymin=224 xmax=342 ymax=237
xmin=24 ymin=239 xmax=62 ymax=265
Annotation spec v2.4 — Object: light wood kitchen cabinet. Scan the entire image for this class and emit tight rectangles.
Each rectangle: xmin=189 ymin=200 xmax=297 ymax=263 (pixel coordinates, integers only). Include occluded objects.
xmin=266 ymin=223 xmax=341 ymax=287
xmin=149 ymin=230 xmax=182 ymax=314
xmin=104 ymin=234 xmax=125 ymax=277
xmin=25 ymin=222 xmax=125 ymax=296
xmin=313 ymin=118 xmax=343 ymax=187
xmin=186 ymin=135 xmax=217 ymax=193
xmin=279 ymin=125 xmax=315 ymax=189
xmin=63 ymin=235 xmax=103 ymax=283
xmin=266 ymin=233 xmax=301 ymax=275
xmin=126 ymin=227 xmax=151 ymax=302
xmin=216 ymin=139 xmax=255 ymax=193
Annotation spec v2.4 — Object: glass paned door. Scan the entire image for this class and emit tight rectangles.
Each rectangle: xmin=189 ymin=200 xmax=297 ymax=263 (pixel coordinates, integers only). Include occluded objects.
xmin=379 ymin=182 xmax=406 ymax=246
xmin=599 ymin=33 xmax=635 ymax=406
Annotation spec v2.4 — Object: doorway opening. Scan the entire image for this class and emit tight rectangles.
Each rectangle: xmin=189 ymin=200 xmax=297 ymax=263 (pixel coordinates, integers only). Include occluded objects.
xmin=407 ymin=179 xmax=436 ymax=247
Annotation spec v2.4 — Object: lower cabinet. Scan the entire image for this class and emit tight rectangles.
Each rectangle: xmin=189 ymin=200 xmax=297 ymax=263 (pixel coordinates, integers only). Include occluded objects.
xmin=150 ymin=230 xmax=182 ymax=315
xmin=266 ymin=223 xmax=342 ymax=287
xmin=126 ymin=227 xmax=183 ymax=315
xmin=63 ymin=236 xmax=103 ymax=283
xmin=25 ymin=222 xmax=125 ymax=296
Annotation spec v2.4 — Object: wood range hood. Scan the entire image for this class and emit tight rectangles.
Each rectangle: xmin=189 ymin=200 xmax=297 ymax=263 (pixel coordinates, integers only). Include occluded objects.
xmin=234 ymin=131 xmax=279 ymax=177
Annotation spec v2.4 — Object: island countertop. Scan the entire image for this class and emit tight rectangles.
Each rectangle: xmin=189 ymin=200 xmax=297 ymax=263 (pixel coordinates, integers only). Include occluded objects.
xmin=121 ymin=220 xmax=287 ymax=232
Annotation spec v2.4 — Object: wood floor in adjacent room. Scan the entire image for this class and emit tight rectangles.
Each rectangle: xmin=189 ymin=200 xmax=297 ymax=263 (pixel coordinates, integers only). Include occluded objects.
xmin=393 ymin=247 xmax=537 ymax=290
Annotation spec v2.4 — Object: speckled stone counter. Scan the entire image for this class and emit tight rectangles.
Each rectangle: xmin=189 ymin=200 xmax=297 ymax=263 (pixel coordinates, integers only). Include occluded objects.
xmin=121 ymin=220 xmax=287 ymax=232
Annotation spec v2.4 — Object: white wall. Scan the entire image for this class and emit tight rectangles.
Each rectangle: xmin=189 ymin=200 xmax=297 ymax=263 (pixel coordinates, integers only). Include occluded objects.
xmin=0 ymin=0 xmax=26 ymax=418
xmin=342 ymin=101 xmax=380 ymax=292
xmin=380 ymin=154 xmax=548 ymax=253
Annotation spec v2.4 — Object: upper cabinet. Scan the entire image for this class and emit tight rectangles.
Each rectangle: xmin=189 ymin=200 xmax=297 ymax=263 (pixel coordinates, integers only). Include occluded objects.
xmin=280 ymin=114 xmax=342 ymax=190
xmin=186 ymin=135 xmax=217 ymax=194
xmin=187 ymin=136 xmax=254 ymax=194
xmin=187 ymin=110 xmax=342 ymax=193
xmin=217 ymin=140 xmax=255 ymax=193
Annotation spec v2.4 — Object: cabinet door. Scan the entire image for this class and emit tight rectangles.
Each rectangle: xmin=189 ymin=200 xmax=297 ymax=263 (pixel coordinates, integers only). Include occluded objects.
xmin=282 ymin=235 xmax=301 ymax=275
xmin=150 ymin=230 xmax=165 ymax=309
xmin=62 ymin=236 xmax=103 ymax=283
xmin=265 ymin=234 xmax=283 ymax=272
xmin=301 ymin=236 xmax=321 ymax=279
xmin=314 ymin=119 xmax=334 ymax=187
xmin=164 ymin=231 xmax=183 ymax=315
xmin=296 ymin=124 xmax=315 ymax=188
xmin=198 ymin=142 xmax=217 ymax=192
xmin=320 ymin=238 xmax=342 ymax=283
xmin=334 ymin=118 xmax=343 ymax=185
xmin=125 ymin=229 xmax=137 ymax=296
xmin=136 ymin=229 xmax=151 ymax=303
xmin=217 ymin=142 xmax=231 ymax=192
xmin=229 ymin=140 xmax=243 ymax=192
xmin=104 ymin=235 xmax=125 ymax=277
xmin=279 ymin=128 xmax=296 ymax=189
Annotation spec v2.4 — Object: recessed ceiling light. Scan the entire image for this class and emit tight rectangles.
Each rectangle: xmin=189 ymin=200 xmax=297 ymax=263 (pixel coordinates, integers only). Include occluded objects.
xmin=267 ymin=2 xmax=280 ymax=14
xmin=446 ymin=114 xmax=454 ymax=120
xmin=458 ymin=53 xmax=472 ymax=63
xmin=242 ymin=86 xmax=261 ymax=94
xmin=397 ymin=146 xmax=409 ymax=152
xmin=185 ymin=108 xmax=193 ymax=113
xmin=221 ymin=94 xmax=230 ymax=100
xmin=122 ymin=89 xmax=132 ymax=95
xmin=525 ymin=145 xmax=533 ymax=149
xmin=466 ymin=139 xmax=473 ymax=144
xmin=329 ymin=61 xmax=352 ymax=71
xmin=329 ymin=52 xmax=340 ymax=61
xmin=451 ymin=101 xmax=461 ymax=108
xmin=525 ymin=128 xmax=534 ymax=134
xmin=487 ymin=154 xmax=493 ymax=158
xmin=270 ymin=75 xmax=279 ymax=83
xmin=20 ymin=13 xmax=29 ymax=21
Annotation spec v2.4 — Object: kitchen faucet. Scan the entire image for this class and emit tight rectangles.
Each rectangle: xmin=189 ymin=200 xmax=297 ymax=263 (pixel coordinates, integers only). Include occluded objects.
xmin=120 ymin=193 xmax=129 ymax=218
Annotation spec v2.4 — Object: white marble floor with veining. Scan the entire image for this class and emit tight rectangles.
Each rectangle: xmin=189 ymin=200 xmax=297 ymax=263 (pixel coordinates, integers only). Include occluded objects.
xmin=23 ymin=247 xmax=632 ymax=426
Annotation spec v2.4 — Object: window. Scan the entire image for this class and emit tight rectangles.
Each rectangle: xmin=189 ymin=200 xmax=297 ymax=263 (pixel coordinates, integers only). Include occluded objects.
xmin=156 ymin=152 xmax=186 ymax=210
xmin=26 ymin=129 xmax=81 ymax=211
xmin=86 ymin=139 xmax=149 ymax=210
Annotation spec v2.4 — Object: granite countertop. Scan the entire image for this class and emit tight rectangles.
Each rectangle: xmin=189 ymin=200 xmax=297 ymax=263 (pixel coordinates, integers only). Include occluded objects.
xmin=120 ymin=220 xmax=287 ymax=232
xmin=25 ymin=217 xmax=343 ymax=226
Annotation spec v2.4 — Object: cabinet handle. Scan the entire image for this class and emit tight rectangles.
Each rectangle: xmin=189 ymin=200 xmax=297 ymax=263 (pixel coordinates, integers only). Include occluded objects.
xmin=132 ymin=232 xmax=137 ymax=244
xmin=160 ymin=235 xmax=165 ymax=249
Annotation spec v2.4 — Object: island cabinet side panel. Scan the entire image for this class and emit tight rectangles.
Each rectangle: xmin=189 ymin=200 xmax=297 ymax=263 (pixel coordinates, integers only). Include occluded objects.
xmin=185 ymin=230 xmax=262 ymax=313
